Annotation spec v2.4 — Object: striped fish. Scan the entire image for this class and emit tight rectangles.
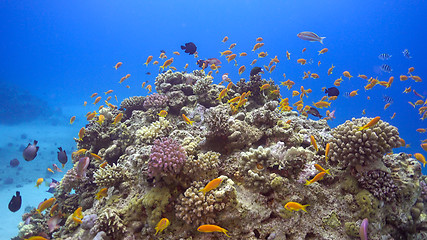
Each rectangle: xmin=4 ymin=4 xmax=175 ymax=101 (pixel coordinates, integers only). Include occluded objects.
xmin=402 ymin=49 xmax=412 ymax=59
xmin=378 ymin=53 xmax=391 ymax=60
xmin=383 ymin=95 xmax=394 ymax=103
xmin=380 ymin=64 xmax=392 ymax=73
xmin=297 ymin=31 xmax=326 ymax=44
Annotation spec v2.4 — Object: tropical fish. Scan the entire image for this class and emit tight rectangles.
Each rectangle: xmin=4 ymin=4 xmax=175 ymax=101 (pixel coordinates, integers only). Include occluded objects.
xmin=256 ymin=37 xmax=263 ymax=42
xmin=314 ymin=164 xmax=330 ymax=175
xmin=199 ymin=178 xmax=223 ymax=195
xmin=8 ymin=191 xmax=21 ymax=212
xmin=182 ymin=114 xmax=194 ymax=125
xmin=297 ymin=31 xmax=325 ymax=44
xmin=305 ymin=172 xmax=326 ymax=185
xmin=402 ymin=49 xmax=412 ymax=59
xmin=284 ymin=202 xmax=309 ymax=212
xmin=258 ymin=52 xmax=268 ymax=58
xmin=297 ymin=58 xmax=306 ymax=65
xmin=160 ymin=58 xmax=174 ymax=70
xmin=217 ymin=88 xmax=228 ymax=101
xmin=378 ymin=53 xmax=391 ymax=60
xmin=324 ymin=87 xmax=339 ymax=97
xmin=25 ymin=236 xmax=48 ymax=240
xmin=222 ymin=36 xmax=228 ymax=42
xmin=307 ymin=107 xmax=323 ymax=118
xmin=360 ymin=218 xmax=368 ymax=240
xmin=158 ymin=110 xmax=168 ymax=118
xmin=325 ymin=143 xmax=330 ymax=162
xmin=197 ymin=224 xmax=230 ymax=237
xmin=76 ymin=157 xmax=90 ymax=178
xmin=23 ymin=140 xmax=39 ymax=161
xmin=318 ymin=48 xmax=328 ymax=55
xmin=95 ymin=188 xmax=108 ymax=200
xmin=229 ymin=43 xmax=236 ymax=49
xmin=47 ymin=213 xmax=62 ymax=233
xmin=36 ymin=198 xmax=56 ymax=215
xmin=238 ymin=65 xmax=246 ymax=75
xmin=114 ymin=62 xmax=122 ymax=69
xmin=358 ymin=116 xmax=381 ymax=131
xmin=57 ymin=148 xmax=68 ymax=168
xmin=112 ymin=113 xmax=123 ymax=125
xmin=181 ymin=42 xmax=197 ymax=55
xmin=343 ymin=71 xmax=352 ymax=79
xmin=286 ymin=50 xmax=291 ymax=60
xmin=358 ymin=74 xmax=368 ymax=79
xmin=415 ymin=153 xmax=426 ymax=167
xmin=310 ymin=135 xmax=318 ymax=151
xmin=155 ymin=218 xmax=170 ymax=235
xmin=380 ymin=64 xmax=392 ymax=73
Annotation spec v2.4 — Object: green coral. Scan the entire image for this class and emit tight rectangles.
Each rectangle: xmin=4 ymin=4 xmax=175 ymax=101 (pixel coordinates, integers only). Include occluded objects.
xmin=341 ymin=176 xmax=360 ymax=194
xmin=142 ymin=187 xmax=171 ymax=226
xmin=322 ymin=212 xmax=341 ymax=229
xmin=355 ymin=189 xmax=380 ymax=219
xmin=344 ymin=222 xmax=359 ymax=237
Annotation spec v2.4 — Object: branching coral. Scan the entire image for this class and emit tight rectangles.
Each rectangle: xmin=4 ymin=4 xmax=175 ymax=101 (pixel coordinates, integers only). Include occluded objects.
xmin=328 ymin=117 xmax=401 ymax=168
xmin=183 ymin=151 xmax=221 ymax=181
xmin=94 ymin=207 xmax=126 ymax=238
xmin=175 ymin=178 xmax=235 ymax=225
xmin=135 ymin=117 xmax=171 ymax=144
xmin=148 ymin=137 xmax=187 ymax=178
xmin=93 ymin=163 xmax=132 ymax=188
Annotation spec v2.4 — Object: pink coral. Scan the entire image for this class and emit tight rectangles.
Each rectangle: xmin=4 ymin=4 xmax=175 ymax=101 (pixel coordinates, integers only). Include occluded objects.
xmin=148 ymin=137 xmax=187 ymax=178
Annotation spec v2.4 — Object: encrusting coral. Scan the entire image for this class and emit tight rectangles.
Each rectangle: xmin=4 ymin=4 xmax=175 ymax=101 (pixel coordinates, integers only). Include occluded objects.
xmin=16 ymin=70 xmax=427 ymax=240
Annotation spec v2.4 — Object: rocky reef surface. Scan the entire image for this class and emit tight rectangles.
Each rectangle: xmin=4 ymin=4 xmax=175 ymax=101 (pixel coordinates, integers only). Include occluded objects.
xmin=16 ymin=70 xmax=427 ymax=240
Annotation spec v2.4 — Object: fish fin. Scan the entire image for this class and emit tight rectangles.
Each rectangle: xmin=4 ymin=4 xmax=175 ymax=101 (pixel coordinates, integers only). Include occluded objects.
xmin=302 ymin=204 xmax=310 ymax=212
xmin=223 ymin=230 xmax=230 ymax=237
xmin=319 ymin=37 xmax=326 ymax=44
xmin=304 ymin=180 xmax=311 ymax=186
xmin=180 ymin=45 xmax=185 ymax=50
xmin=325 ymin=169 xmax=331 ymax=175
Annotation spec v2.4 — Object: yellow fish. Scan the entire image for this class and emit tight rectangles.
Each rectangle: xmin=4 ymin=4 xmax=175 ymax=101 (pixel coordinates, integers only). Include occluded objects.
xmin=414 ymin=153 xmax=426 ymax=167
xmin=155 ymin=218 xmax=170 ymax=235
xmin=35 ymin=178 xmax=44 ymax=188
xmin=158 ymin=110 xmax=168 ymax=117
xmin=97 ymin=114 xmax=105 ymax=125
xmin=310 ymin=135 xmax=318 ymax=152
xmin=284 ymin=202 xmax=309 ymax=212
xmin=325 ymin=143 xmax=330 ymax=162
xmin=199 ymin=178 xmax=223 ymax=195
xmin=314 ymin=164 xmax=331 ymax=175
xmin=304 ymin=172 xmax=326 ymax=185
xmin=182 ymin=114 xmax=194 ymax=125
xmin=47 ymin=168 xmax=54 ymax=173
xmin=78 ymin=127 xmax=85 ymax=141
xmin=217 ymin=88 xmax=228 ymax=101
xmin=36 ymin=198 xmax=56 ymax=215
xmin=90 ymin=152 xmax=103 ymax=161
xmin=24 ymin=236 xmax=48 ymax=240
xmin=197 ymin=224 xmax=230 ymax=237
xmin=95 ymin=188 xmax=108 ymax=200
xmin=358 ymin=116 xmax=381 ymax=131
xmin=112 ymin=113 xmax=123 ymax=125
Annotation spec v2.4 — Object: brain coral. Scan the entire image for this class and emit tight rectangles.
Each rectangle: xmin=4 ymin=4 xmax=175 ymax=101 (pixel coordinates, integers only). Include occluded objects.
xmin=148 ymin=137 xmax=187 ymax=178
xmin=328 ymin=117 xmax=401 ymax=168
xmin=143 ymin=93 xmax=168 ymax=110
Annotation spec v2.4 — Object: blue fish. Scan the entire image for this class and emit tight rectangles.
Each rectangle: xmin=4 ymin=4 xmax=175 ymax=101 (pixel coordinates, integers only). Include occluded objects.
xmin=380 ymin=64 xmax=392 ymax=73
xmin=378 ymin=53 xmax=391 ymax=60
xmin=402 ymin=49 xmax=412 ymax=59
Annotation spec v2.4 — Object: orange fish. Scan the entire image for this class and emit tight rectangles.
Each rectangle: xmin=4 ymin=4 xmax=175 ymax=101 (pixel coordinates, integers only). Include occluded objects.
xmin=112 ymin=113 xmax=123 ymax=125
xmin=256 ymin=37 xmax=263 ymax=42
xmin=318 ymin=48 xmax=328 ymax=55
xmin=90 ymin=93 xmax=98 ymax=98
xmin=99 ymin=161 xmax=108 ymax=168
xmin=302 ymin=48 xmax=307 ymax=53
xmin=415 ymin=153 xmax=426 ymax=167
xmin=144 ymin=56 xmax=153 ymax=66
xmin=220 ymin=50 xmax=232 ymax=56
xmin=173 ymin=51 xmax=180 ymax=55
xmin=153 ymin=60 xmax=159 ymax=65
xmin=229 ymin=43 xmax=236 ymax=49
xmin=359 ymin=116 xmax=381 ymax=131
xmin=314 ymin=163 xmax=331 ymax=175
xmin=238 ymin=65 xmax=246 ymax=75
xmin=78 ymin=127 xmax=85 ymax=140
xmin=105 ymin=90 xmax=113 ymax=95
xmin=70 ymin=116 xmax=76 ymax=124
xmin=199 ymin=178 xmax=223 ymax=195
xmin=93 ymin=96 xmax=101 ymax=105
xmin=311 ymin=73 xmax=319 ymax=79
xmin=358 ymin=74 xmax=368 ymax=80
xmin=411 ymin=75 xmax=422 ymax=82
xmin=269 ymin=65 xmax=276 ymax=73
xmin=160 ymin=58 xmax=174 ymax=70
xmin=400 ymin=75 xmax=409 ymax=81
xmin=182 ymin=114 xmax=194 ymax=125
xmin=384 ymin=103 xmax=391 ymax=110
xmin=239 ymin=52 xmax=247 ymax=57
xmin=83 ymin=101 xmax=87 ymax=106
xmin=197 ymin=224 xmax=230 ymax=237
xmin=310 ymin=135 xmax=318 ymax=151
xmin=343 ymin=71 xmax=352 ymax=79
xmin=286 ymin=50 xmax=291 ymax=60
xmin=327 ymin=64 xmax=335 ymax=75
xmin=390 ymin=112 xmax=396 ymax=119
xmin=95 ymin=188 xmax=108 ymax=200
xmin=252 ymin=42 xmax=263 ymax=51
xmin=408 ymin=67 xmax=415 ymax=74
xmin=114 ymin=62 xmax=122 ymax=69
xmin=305 ymin=171 xmax=326 ymax=185
xmin=284 ymin=202 xmax=309 ymax=212
xmin=386 ymin=76 xmax=394 ymax=88
xmin=349 ymin=89 xmax=359 ymax=97
xmin=184 ymin=63 xmax=189 ymax=69
xmin=258 ymin=52 xmax=268 ymax=58
xmin=416 ymin=128 xmax=426 ymax=133
xmin=37 ymin=198 xmax=56 ymax=215
xmin=222 ymin=36 xmax=228 ymax=42
xmin=297 ymin=58 xmax=306 ymax=65
xmin=226 ymin=54 xmax=237 ymax=62
xmin=325 ymin=143 xmax=330 ymax=161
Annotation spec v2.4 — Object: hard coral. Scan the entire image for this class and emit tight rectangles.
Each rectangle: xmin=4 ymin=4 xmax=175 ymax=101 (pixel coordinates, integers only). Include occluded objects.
xmin=94 ymin=163 xmax=132 ymax=188
xmin=142 ymin=93 xmax=168 ymax=110
xmin=120 ymin=96 xmax=145 ymax=116
xmin=148 ymin=137 xmax=187 ymax=178
xmin=328 ymin=117 xmax=401 ymax=168
xmin=356 ymin=169 xmax=398 ymax=202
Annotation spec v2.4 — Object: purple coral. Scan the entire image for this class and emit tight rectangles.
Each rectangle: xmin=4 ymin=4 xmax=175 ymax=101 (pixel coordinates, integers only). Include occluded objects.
xmin=356 ymin=170 xmax=397 ymax=202
xmin=143 ymin=93 xmax=168 ymax=109
xmin=148 ymin=137 xmax=187 ymax=177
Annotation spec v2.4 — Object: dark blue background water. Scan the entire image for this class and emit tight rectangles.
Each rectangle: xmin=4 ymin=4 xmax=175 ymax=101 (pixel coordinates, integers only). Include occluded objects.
xmin=1 ymin=1 xmax=426 ymax=170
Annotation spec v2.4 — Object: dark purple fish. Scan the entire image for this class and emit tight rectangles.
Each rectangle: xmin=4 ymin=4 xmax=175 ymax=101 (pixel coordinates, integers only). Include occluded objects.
xmin=297 ymin=31 xmax=326 ymax=44
xmin=8 ymin=191 xmax=21 ymax=212
xmin=76 ymin=157 xmax=90 ymax=178
xmin=57 ymin=147 xmax=68 ymax=168
xmin=23 ymin=140 xmax=39 ymax=161
xmin=180 ymin=42 xmax=197 ymax=55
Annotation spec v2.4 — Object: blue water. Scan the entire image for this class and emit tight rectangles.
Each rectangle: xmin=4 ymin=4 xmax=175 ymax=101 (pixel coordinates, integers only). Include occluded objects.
xmin=1 ymin=0 xmax=426 ymax=238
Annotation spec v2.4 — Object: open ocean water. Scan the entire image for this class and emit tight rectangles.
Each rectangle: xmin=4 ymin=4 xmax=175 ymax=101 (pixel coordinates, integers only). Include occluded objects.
xmin=0 ymin=1 xmax=426 ymax=239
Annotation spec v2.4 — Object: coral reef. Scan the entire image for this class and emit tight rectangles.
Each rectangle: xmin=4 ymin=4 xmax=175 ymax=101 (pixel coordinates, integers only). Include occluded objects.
xmin=16 ymin=70 xmax=427 ymax=240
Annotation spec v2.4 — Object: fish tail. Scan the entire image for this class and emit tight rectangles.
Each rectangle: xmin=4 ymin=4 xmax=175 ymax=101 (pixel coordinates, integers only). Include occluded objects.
xmin=324 ymin=169 xmax=331 ymax=175
xmin=304 ymin=180 xmax=311 ymax=186
xmin=198 ymin=189 xmax=205 ymax=195
xmin=319 ymin=37 xmax=326 ymax=44
xmin=220 ymin=51 xmax=224 ymax=56
xmin=223 ymin=230 xmax=230 ymax=237
xmin=424 ymin=162 xmax=426 ymax=168
xmin=302 ymin=204 xmax=310 ymax=212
